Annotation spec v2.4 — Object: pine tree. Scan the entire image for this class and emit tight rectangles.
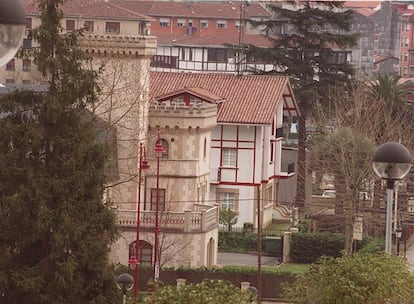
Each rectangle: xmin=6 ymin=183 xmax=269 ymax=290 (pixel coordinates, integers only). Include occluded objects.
xmin=247 ymin=1 xmax=358 ymax=207
xmin=0 ymin=1 xmax=119 ymax=303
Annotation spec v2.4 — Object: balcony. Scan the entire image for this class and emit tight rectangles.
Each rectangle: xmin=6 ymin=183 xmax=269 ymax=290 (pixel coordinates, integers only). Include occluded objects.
xmin=115 ymin=204 xmax=219 ymax=233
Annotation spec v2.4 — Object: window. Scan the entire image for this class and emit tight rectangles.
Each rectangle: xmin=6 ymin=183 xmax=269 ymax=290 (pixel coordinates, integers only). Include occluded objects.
xmin=200 ymin=20 xmax=208 ymax=29
xmin=106 ymin=22 xmax=120 ymax=34
xmin=84 ymin=21 xmax=94 ymax=32
xmin=159 ymin=18 xmax=170 ymax=27
xmin=177 ymin=18 xmax=186 ymax=27
xmin=217 ymin=20 xmax=227 ymax=29
xmin=129 ymin=240 xmax=152 ymax=266
xmin=406 ymin=38 xmax=410 ymax=47
xmin=5 ymin=59 xmax=15 ymax=71
xmin=140 ymin=242 xmax=153 ymax=266
xmin=181 ymin=48 xmax=185 ymax=60
xmin=407 ymin=22 xmax=410 ymax=31
xmin=405 ymin=53 xmax=409 ymax=62
xmin=26 ymin=18 xmax=32 ymax=29
xmin=5 ymin=78 xmax=15 ymax=84
xmin=23 ymin=38 xmax=32 ymax=49
xmin=207 ymin=48 xmax=228 ymax=62
xmin=22 ymin=80 xmax=32 ymax=85
xmin=66 ymin=19 xmax=75 ymax=31
xmin=150 ymin=188 xmax=166 ymax=211
xmin=222 ymin=148 xmax=236 ymax=167
xmin=203 ymin=137 xmax=207 ymax=159
xmin=151 ymin=55 xmax=179 ymax=69
xmin=159 ymin=139 xmax=169 ymax=159
xmin=189 ymin=48 xmax=193 ymax=61
xmin=235 ymin=20 xmax=242 ymax=31
xmin=220 ymin=192 xmax=236 ymax=210
xmin=22 ymin=59 xmax=31 ymax=71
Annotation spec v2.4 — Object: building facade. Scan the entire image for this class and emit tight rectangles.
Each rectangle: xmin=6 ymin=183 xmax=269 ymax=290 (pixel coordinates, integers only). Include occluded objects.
xmin=149 ymin=72 xmax=299 ymax=228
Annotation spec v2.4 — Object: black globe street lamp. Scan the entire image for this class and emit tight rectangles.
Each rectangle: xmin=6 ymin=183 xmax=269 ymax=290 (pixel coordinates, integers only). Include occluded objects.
xmin=116 ymin=273 xmax=134 ymax=304
xmin=372 ymin=142 xmax=412 ymax=254
xmin=247 ymin=286 xmax=258 ymax=303
xmin=0 ymin=0 xmax=26 ymax=67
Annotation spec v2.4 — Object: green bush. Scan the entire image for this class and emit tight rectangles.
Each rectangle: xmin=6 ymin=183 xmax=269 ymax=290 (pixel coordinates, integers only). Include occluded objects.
xmin=218 ymin=231 xmax=257 ymax=252
xmin=356 ymin=237 xmax=384 ymax=254
xmin=290 ymin=232 xmax=344 ymax=263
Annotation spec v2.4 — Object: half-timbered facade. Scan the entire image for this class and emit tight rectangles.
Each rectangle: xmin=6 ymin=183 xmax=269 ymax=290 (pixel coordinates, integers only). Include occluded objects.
xmin=150 ymin=72 xmax=299 ymax=228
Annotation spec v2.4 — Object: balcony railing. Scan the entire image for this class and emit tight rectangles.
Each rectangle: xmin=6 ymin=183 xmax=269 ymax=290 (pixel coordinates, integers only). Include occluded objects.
xmin=115 ymin=205 xmax=219 ymax=233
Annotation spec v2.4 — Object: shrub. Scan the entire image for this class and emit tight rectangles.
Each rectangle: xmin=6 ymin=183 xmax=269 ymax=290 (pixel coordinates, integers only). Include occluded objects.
xmin=290 ymin=232 xmax=344 ymax=263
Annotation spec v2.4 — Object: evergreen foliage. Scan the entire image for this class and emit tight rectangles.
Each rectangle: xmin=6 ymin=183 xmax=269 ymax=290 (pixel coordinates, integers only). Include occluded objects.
xmin=370 ymin=72 xmax=414 ymax=105
xmin=142 ymin=279 xmax=252 ymax=304
xmin=0 ymin=0 xmax=118 ymax=303
xmin=219 ymin=208 xmax=238 ymax=232
xmin=283 ymin=253 xmax=414 ymax=304
xmin=247 ymin=1 xmax=358 ymax=206
xmin=290 ymin=232 xmax=344 ymax=263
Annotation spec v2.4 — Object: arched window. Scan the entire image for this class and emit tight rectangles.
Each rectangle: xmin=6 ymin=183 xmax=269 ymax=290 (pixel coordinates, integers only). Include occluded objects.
xmin=160 ymin=138 xmax=169 ymax=159
xmin=129 ymin=240 xmax=153 ymax=266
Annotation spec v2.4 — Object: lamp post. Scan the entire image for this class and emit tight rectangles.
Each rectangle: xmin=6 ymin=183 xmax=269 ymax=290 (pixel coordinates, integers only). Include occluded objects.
xmin=0 ymin=0 xmax=26 ymax=67
xmin=372 ymin=142 xmax=412 ymax=255
xmin=116 ymin=273 xmax=134 ymax=304
xmin=129 ymin=143 xmax=150 ymax=301
xmin=153 ymin=129 xmax=164 ymax=281
xmin=396 ymin=225 xmax=402 ymax=256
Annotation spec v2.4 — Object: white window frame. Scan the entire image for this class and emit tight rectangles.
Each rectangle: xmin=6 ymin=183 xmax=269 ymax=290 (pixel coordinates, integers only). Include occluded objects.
xmin=222 ymin=148 xmax=236 ymax=167
xmin=177 ymin=18 xmax=186 ymax=27
xmin=200 ymin=20 xmax=208 ymax=29
xmin=217 ymin=20 xmax=227 ymax=29
xmin=220 ymin=192 xmax=235 ymax=210
xmin=160 ymin=18 xmax=170 ymax=27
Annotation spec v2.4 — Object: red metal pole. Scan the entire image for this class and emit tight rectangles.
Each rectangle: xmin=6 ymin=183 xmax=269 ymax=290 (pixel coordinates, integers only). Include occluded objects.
xmin=154 ymin=129 xmax=162 ymax=281
xmin=133 ymin=143 xmax=143 ymax=301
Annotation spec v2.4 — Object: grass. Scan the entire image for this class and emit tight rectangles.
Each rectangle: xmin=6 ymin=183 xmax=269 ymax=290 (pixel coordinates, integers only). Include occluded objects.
xmin=220 ymin=263 xmax=310 ymax=275
xmin=267 ymin=221 xmax=291 ymax=231
xmin=276 ymin=263 xmax=310 ymax=274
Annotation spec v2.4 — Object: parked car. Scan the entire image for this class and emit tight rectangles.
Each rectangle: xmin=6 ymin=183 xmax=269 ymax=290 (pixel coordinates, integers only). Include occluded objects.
xmin=322 ymin=190 xmax=336 ymax=198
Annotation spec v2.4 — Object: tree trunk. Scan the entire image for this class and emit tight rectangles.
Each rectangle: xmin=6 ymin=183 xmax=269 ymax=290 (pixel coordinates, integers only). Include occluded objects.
xmin=296 ymin=115 xmax=307 ymax=208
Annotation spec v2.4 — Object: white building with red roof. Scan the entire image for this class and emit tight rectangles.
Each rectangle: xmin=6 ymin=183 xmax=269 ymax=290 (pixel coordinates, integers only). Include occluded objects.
xmin=149 ymin=71 xmax=299 ymax=229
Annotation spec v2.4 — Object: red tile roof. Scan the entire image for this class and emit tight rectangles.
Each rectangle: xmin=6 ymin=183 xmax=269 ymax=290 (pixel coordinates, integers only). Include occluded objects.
xmin=156 ymin=33 xmax=272 ymax=48
xmin=150 ymin=71 xmax=296 ymax=125
xmin=23 ymin=0 xmax=152 ymax=20
xmin=157 ymin=87 xmax=225 ymax=104
xmin=109 ymin=0 xmax=271 ymax=19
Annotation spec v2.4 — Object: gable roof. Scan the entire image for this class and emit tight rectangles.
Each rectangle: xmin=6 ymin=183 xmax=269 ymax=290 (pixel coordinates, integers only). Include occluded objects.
xmin=150 ymin=72 xmax=298 ymax=125
xmin=156 ymin=87 xmax=225 ymax=104
xmin=109 ymin=0 xmax=271 ymax=19
xmin=23 ymin=0 xmax=152 ymax=21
